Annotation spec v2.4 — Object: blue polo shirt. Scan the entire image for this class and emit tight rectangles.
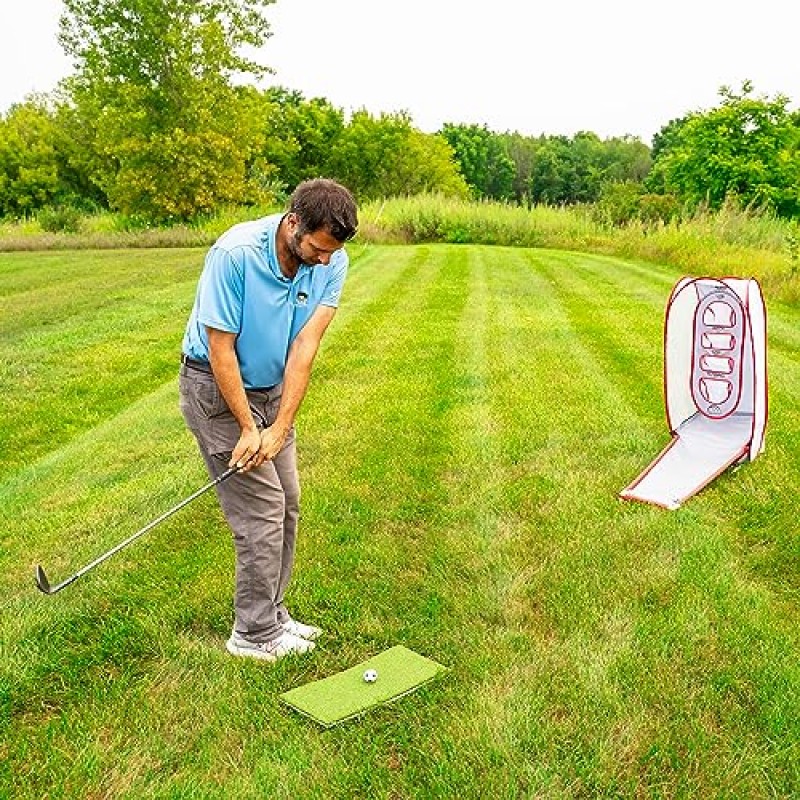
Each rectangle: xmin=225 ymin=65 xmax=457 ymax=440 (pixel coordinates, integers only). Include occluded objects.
xmin=182 ymin=213 xmax=348 ymax=389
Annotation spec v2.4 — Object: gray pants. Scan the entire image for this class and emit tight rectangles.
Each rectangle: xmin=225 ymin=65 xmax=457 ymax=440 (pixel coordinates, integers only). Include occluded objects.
xmin=178 ymin=364 xmax=299 ymax=642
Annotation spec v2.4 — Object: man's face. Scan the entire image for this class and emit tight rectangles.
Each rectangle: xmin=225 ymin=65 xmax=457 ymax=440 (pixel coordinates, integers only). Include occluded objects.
xmin=287 ymin=214 xmax=344 ymax=266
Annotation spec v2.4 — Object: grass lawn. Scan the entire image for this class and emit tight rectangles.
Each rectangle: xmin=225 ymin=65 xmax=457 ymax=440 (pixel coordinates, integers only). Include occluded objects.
xmin=1 ymin=244 xmax=798 ymax=798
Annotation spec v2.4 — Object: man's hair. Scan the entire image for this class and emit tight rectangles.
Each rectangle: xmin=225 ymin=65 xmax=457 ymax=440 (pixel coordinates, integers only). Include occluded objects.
xmin=289 ymin=178 xmax=358 ymax=242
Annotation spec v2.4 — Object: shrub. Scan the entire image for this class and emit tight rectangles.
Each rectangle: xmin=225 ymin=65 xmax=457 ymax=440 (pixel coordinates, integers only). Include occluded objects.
xmin=37 ymin=205 xmax=82 ymax=233
xmin=637 ymin=193 xmax=681 ymax=224
xmin=593 ymin=182 xmax=643 ymax=226
xmin=786 ymin=222 xmax=799 ymax=277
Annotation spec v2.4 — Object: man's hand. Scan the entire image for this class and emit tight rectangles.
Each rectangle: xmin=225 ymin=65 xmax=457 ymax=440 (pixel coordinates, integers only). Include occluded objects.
xmin=230 ymin=423 xmax=289 ymax=472
xmin=258 ymin=423 xmax=290 ymax=464
xmin=230 ymin=427 xmax=262 ymax=472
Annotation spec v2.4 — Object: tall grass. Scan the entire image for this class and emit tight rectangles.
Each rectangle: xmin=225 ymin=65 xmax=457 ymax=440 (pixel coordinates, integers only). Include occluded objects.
xmin=2 ymin=194 xmax=798 ymax=303
xmin=0 ymin=204 xmax=276 ymax=251
xmin=357 ymin=195 xmax=800 ymax=304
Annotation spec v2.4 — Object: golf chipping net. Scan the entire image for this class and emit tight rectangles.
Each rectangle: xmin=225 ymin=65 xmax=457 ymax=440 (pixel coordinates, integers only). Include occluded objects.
xmin=620 ymin=276 xmax=767 ymax=510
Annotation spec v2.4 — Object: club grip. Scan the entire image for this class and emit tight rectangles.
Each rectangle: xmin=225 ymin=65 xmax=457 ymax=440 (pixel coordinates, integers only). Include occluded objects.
xmin=217 ymin=464 xmax=241 ymax=483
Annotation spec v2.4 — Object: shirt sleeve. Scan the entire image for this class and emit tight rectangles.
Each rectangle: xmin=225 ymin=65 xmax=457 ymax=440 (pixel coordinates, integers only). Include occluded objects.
xmin=319 ymin=251 xmax=349 ymax=308
xmin=197 ymin=246 xmax=244 ymax=333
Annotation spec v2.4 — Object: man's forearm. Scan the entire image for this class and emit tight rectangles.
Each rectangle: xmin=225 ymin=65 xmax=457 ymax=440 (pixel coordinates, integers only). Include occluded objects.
xmin=273 ymin=340 xmax=317 ymax=434
xmin=208 ymin=341 xmax=257 ymax=434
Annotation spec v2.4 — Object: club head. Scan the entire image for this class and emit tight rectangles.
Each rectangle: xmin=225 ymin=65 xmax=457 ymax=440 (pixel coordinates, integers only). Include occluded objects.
xmin=34 ymin=565 xmax=52 ymax=594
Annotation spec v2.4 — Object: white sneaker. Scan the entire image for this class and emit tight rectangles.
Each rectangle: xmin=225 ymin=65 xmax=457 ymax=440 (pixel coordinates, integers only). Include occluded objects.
xmin=281 ymin=618 xmax=322 ymax=641
xmin=226 ymin=630 xmax=315 ymax=662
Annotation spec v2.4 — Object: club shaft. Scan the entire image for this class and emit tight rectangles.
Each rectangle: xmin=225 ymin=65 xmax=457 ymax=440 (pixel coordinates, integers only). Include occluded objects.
xmin=49 ymin=465 xmax=238 ymax=592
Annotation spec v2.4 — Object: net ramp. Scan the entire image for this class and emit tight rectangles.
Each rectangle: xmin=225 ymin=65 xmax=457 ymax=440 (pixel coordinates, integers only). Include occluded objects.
xmin=620 ymin=277 xmax=767 ymax=510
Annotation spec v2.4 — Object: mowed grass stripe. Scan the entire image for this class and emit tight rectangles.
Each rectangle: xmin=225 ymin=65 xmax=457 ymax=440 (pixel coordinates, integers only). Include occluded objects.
xmin=574 ymin=251 xmax=681 ymax=294
xmin=534 ymin=250 xmax=665 ymax=427
xmin=429 ymin=246 xmax=567 ymax=795
xmin=768 ymin=311 xmax=800 ymax=356
xmin=557 ymin=249 xmax=681 ymax=305
xmin=470 ymin=246 xmax=654 ymax=539
xmin=296 ymin=246 xmax=473 ymax=654
xmin=0 ymin=253 xmax=203 ymax=478
xmin=382 ymin=247 xmax=656 ymax=792
xmin=300 ymin=245 xmax=428 ymax=407
xmin=0 ymin=249 xmax=203 ymax=338
xmin=0 ymin=383 xmax=205 ymax=584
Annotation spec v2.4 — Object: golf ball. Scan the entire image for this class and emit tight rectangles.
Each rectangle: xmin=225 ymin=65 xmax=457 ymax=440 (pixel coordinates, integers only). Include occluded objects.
xmin=363 ymin=669 xmax=378 ymax=683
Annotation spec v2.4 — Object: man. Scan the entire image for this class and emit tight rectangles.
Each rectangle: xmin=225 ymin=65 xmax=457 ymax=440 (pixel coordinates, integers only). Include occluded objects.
xmin=179 ymin=178 xmax=358 ymax=662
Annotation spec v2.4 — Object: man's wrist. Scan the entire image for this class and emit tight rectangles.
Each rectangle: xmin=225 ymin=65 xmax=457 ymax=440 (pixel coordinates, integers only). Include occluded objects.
xmin=272 ymin=419 xmax=292 ymax=437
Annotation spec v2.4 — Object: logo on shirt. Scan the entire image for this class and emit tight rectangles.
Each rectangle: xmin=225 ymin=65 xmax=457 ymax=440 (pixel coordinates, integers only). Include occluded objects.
xmin=296 ymin=291 xmax=309 ymax=306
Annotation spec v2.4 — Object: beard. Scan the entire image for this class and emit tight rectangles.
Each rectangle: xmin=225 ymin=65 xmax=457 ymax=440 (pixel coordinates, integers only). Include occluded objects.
xmin=288 ymin=229 xmax=305 ymax=263
xmin=290 ymin=228 xmax=325 ymax=266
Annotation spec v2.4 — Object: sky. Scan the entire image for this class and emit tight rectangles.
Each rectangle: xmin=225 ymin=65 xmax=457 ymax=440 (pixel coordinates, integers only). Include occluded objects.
xmin=1 ymin=0 xmax=798 ymax=145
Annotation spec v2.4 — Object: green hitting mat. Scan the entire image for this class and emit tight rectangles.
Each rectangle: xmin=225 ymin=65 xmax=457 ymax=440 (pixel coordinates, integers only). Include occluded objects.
xmin=280 ymin=645 xmax=448 ymax=727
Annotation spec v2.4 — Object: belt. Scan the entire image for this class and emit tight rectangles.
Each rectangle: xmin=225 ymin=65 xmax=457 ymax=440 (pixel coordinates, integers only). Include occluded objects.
xmin=180 ymin=354 xmax=213 ymax=374
xmin=180 ymin=354 xmax=279 ymax=394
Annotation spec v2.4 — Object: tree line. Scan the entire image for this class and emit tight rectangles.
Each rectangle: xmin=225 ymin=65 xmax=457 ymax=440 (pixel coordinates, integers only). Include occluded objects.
xmin=1 ymin=0 xmax=798 ymax=226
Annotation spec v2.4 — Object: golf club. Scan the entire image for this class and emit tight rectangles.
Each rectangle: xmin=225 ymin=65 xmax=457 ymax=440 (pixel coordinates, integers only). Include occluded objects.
xmin=35 ymin=463 xmax=241 ymax=595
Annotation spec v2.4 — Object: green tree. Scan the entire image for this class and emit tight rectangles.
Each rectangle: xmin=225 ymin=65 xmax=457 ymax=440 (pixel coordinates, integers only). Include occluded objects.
xmin=646 ymin=116 xmax=689 ymax=194
xmin=328 ymin=110 xmax=468 ymax=201
xmin=650 ymin=82 xmax=800 ymax=217
xmin=439 ymin=123 xmax=515 ymax=201
xmin=529 ymin=132 xmax=651 ymax=206
xmin=600 ymin=135 xmax=651 ymax=184
xmin=59 ymin=0 xmax=274 ymax=221
xmin=570 ymin=131 xmax=607 ymax=203
xmin=0 ymin=99 xmax=60 ymax=216
xmin=52 ymin=97 xmax=109 ymax=210
xmin=259 ymin=88 xmax=346 ymax=192
xmin=442 ymin=126 xmax=650 ymax=208
xmin=501 ymin=132 xmax=537 ymax=207
xmin=0 ymin=96 xmax=93 ymax=217
xmin=529 ymin=136 xmax=578 ymax=205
